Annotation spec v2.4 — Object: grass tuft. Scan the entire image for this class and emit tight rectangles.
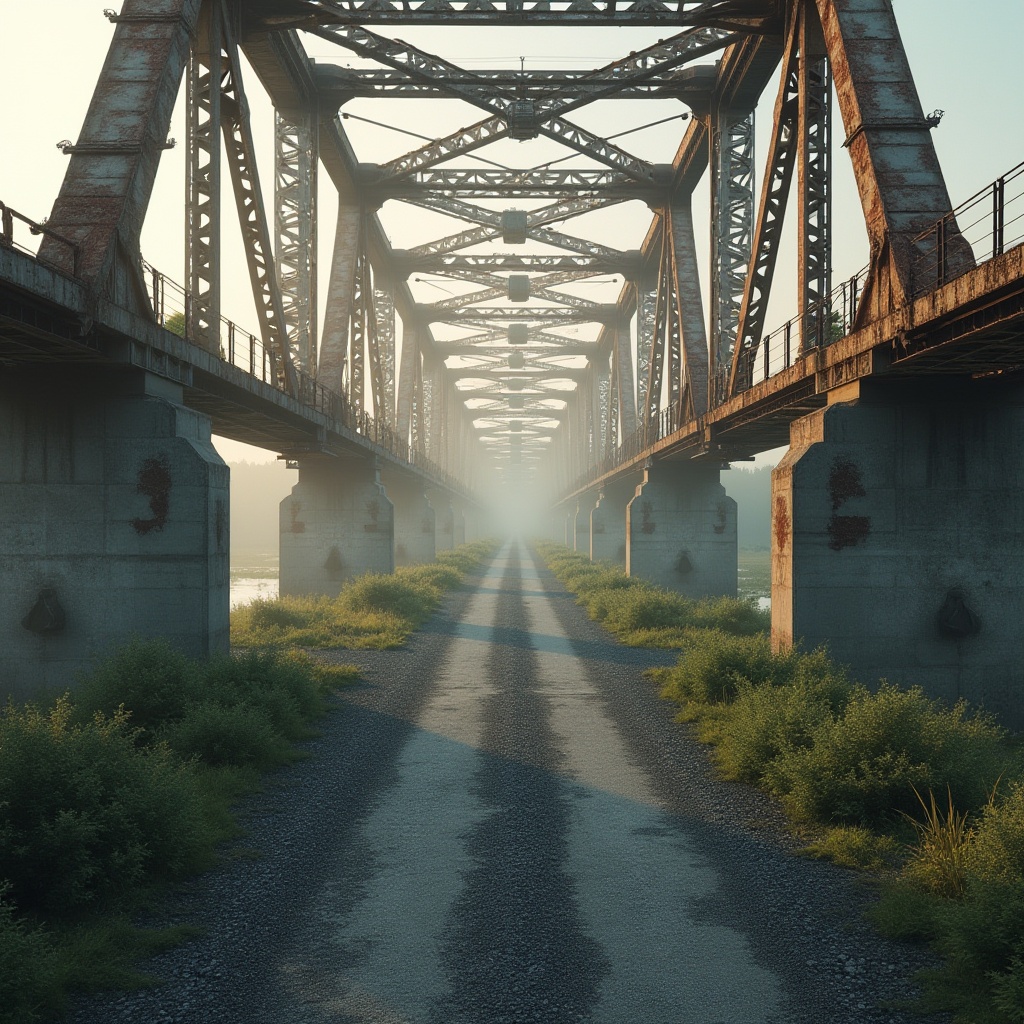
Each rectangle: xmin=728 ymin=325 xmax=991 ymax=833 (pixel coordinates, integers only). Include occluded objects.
xmin=230 ymin=540 xmax=497 ymax=649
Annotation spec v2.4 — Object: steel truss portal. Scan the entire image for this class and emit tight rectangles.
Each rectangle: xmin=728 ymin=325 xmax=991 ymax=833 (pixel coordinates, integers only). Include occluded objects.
xmin=40 ymin=0 xmax=973 ymax=495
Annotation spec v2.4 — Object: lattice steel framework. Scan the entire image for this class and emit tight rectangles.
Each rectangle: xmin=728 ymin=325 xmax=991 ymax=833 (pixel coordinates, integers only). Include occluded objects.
xmin=38 ymin=0 xmax=974 ymax=496
xmin=274 ymin=111 xmax=318 ymax=374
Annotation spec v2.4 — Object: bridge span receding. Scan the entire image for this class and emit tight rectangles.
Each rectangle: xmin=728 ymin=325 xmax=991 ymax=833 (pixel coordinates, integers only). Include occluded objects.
xmin=1 ymin=0 xmax=1023 ymax=724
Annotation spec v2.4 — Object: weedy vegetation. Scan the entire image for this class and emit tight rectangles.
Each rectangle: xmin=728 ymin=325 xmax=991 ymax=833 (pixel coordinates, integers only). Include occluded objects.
xmin=538 ymin=540 xmax=1024 ymax=1023
xmin=2 ymin=541 xmax=495 ymax=1022
xmin=230 ymin=541 xmax=495 ymax=648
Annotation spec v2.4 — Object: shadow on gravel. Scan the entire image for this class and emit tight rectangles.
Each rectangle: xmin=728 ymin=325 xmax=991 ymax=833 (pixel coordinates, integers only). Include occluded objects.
xmin=418 ymin=618 xmax=675 ymax=667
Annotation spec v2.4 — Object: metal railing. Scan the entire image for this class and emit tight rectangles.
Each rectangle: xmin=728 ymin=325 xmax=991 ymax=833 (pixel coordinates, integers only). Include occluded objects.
xmin=568 ymin=159 xmax=1024 ymax=493
xmin=909 ymin=159 xmax=1024 ymax=295
xmin=0 ymin=201 xmax=81 ymax=277
xmin=142 ymin=260 xmax=465 ymax=494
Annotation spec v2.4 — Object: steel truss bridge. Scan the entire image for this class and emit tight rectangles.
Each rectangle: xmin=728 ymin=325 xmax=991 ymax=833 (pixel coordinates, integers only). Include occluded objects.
xmin=1 ymin=0 xmax=1023 ymax=503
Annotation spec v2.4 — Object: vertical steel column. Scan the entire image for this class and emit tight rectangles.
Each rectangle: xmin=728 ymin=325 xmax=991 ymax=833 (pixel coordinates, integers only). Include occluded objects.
xmin=374 ymin=276 xmax=396 ymax=425
xmin=635 ymin=277 xmax=657 ymax=434
xmin=669 ymin=202 xmax=709 ymax=418
xmin=274 ymin=110 xmax=318 ymax=375
xmin=615 ymin=318 xmax=637 ymax=440
xmin=319 ymin=204 xmax=361 ymax=397
xmin=219 ymin=24 xmax=295 ymax=392
xmin=186 ymin=0 xmax=222 ymax=352
xmin=597 ymin=367 xmax=610 ymax=462
xmin=710 ymin=110 xmax=755 ymax=403
xmin=396 ymin=321 xmax=417 ymax=446
xmin=797 ymin=3 xmax=831 ymax=352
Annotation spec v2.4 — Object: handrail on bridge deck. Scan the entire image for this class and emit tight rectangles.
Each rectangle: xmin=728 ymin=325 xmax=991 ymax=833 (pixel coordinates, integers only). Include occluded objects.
xmin=567 ymin=158 xmax=1024 ymax=498
xmin=0 ymin=201 xmax=81 ymax=278
xmin=143 ymin=260 xmax=465 ymax=495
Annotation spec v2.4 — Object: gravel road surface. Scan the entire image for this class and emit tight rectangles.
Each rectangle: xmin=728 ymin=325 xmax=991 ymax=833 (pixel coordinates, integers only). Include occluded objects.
xmin=70 ymin=541 xmax=947 ymax=1024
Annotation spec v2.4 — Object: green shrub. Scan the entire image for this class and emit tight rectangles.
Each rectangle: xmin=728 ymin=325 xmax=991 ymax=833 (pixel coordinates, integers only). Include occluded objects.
xmin=932 ymin=880 xmax=1024 ymax=995
xmin=713 ymin=669 xmax=849 ymax=782
xmin=765 ymin=682 xmax=1005 ymax=827
xmin=656 ymin=630 xmax=786 ymax=708
xmin=232 ymin=542 xmax=496 ymax=649
xmin=74 ymin=638 xmax=201 ymax=737
xmin=338 ymin=573 xmax=435 ymax=621
xmin=686 ymin=596 xmax=770 ymax=636
xmin=993 ymin=955 xmax=1024 ymax=1022
xmin=0 ymin=698 xmax=209 ymax=918
xmin=801 ymin=826 xmax=902 ymax=872
xmin=0 ymin=890 xmax=60 ymax=1023
xmin=968 ymin=782 xmax=1024 ymax=884
xmin=163 ymin=701 xmax=292 ymax=770
xmin=200 ymin=650 xmax=324 ymax=738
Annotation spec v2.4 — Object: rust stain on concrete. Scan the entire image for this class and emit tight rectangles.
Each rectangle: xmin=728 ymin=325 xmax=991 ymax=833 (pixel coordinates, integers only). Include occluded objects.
xmin=827 ymin=458 xmax=870 ymax=550
xmin=131 ymin=455 xmax=171 ymax=535
xmin=640 ymin=500 xmax=655 ymax=534
xmin=714 ymin=501 xmax=728 ymax=534
xmin=773 ymin=496 xmax=790 ymax=553
xmin=289 ymin=501 xmax=305 ymax=534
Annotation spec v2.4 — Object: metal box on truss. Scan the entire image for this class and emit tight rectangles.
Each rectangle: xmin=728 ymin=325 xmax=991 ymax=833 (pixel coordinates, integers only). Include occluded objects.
xmin=501 ymin=209 xmax=528 ymax=244
xmin=508 ymin=351 xmax=525 ymax=369
xmin=508 ymin=274 xmax=530 ymax=302
xmin=507 ymin=395 xmax=525 ymax=409
xmin=508 ymin=324 xmax=528 ymax=345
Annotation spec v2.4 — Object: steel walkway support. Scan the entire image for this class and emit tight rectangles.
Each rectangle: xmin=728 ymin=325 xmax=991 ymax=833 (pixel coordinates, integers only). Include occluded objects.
xmin=1 ymin=369 xmax=229 ymax=700
xmin=772 ymin=378 xmax=1024 ymax=730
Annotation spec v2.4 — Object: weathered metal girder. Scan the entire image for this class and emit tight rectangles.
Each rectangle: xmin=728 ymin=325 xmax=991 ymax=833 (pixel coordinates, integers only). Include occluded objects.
xmin=312 ymin=67 xmax=724 ymax=101
xmin=247 ymin=0 xmax=775 ymax=28
xmin=366 ymin=168 xmax=659 ymax=201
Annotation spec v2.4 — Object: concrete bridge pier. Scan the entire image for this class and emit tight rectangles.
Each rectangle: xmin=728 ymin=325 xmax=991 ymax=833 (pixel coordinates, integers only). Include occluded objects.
xmin=772 ymin=379 xmax=1024 ymax=728
xmin=452 ymin=498 xmax=468 ymax=546
xmin=591 ymin=476 xmax=641 ymax=565
xmin=626 ymin=462 xmax=738 ymax=597
xmin=427 ymin=490 xmax=459 ymax=551
xmin=1 ymin=368 xmax=229 ymax=702
xmin=381 ymin=469 xmax=435 ymax=567
xmin=280 ymin=457 xmax=394 ymax=596
xmin=573 ymin=491 xmax=600 ymax=553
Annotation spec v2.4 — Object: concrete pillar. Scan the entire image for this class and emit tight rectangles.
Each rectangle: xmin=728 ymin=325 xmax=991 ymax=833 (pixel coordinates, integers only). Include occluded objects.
xmin=591 ymin=477 xmax=639 ymax=565
xmin=461 ymin=502 xmax=482 ymax=543
xmin=573 ymin=493 xmax=597 ymax=555
xmin=453 ymin=503 xmax=467 ymax=547
xmin=626 ymin=462 xmax=737 ymax=597
xmin=280 ymin=457 xmax=393 ymax=596
xmin=382 ymin=469 xmax=435 ymax=567
xmin=429 ymin=490 xmax=456 ymax=551
xmin=773 ymin=380 xmax=1024 ymax=728
xmin=1 ymin=369 xmax=229 ymax=703
xmin=564 ymin=510 xmax=575 ymax=548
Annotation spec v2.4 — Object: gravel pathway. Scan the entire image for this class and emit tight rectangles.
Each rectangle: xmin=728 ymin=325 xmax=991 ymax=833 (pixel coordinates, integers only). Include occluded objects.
xmin=69 ymin=542 xmax=948 ymax=1024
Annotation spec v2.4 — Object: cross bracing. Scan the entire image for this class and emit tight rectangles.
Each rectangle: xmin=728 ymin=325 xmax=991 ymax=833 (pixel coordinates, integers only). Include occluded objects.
xmin=39 ymin=0 xmax=977 ymax=495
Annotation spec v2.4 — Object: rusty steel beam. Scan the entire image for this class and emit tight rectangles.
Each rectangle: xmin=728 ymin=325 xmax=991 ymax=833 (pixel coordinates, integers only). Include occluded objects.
xmin=814 ymin=0 xmax=973 ymax=319
xmin=729 ymin=12 xmax=799 ymax=397
xmin=220 ymin=23 xmax=296 ymax=393
xmin=797 ymin=0 xmax=831 ymax=353
xmin=275 ymin=109 xmax=319 ymax=374
xmin=186 ymin=0 xmax=222 ymax=352
xmin=41 ymin=0 xmax=201 ymax=307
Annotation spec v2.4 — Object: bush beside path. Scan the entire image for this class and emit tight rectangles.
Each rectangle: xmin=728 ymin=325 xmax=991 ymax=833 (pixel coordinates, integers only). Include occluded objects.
xmin=0 ymin=541 xmax=496 ymax=1023
xmin=538 ymin=542 xmax=1024 ymax=1024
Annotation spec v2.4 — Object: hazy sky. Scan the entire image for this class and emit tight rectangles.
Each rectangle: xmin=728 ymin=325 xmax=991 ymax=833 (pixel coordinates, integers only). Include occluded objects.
xmin=1 ymin=2 xmax=1021 ymax=466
